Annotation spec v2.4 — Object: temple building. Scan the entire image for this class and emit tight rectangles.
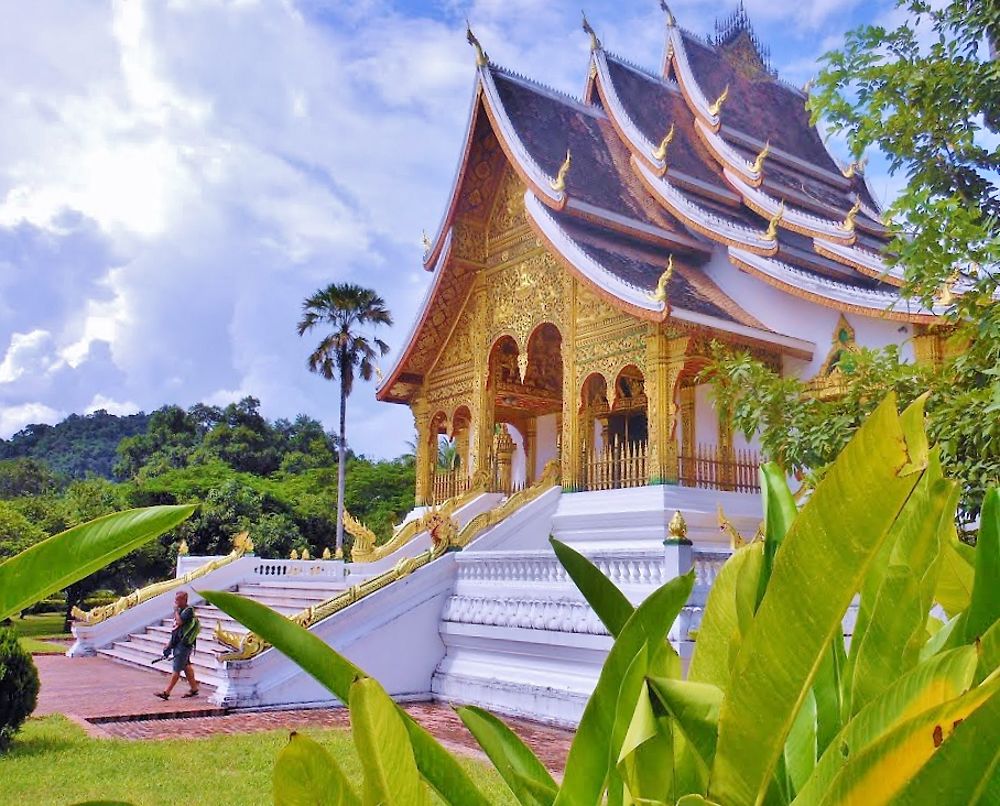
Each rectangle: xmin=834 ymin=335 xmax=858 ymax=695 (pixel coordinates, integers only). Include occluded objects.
xmin=73 ymin=5 xmax=954 ymax=725
xmin=378 ymin=4 xmax=946 ymax=506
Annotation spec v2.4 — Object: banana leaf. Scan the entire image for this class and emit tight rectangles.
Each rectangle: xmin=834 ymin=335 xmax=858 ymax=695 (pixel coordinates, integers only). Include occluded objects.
xmin=886 ymin=681 xmax=1000 ymax=805
xmin=550 ymin=537 xmax=633 ymax=637
xmin=933 ymin=528 xmax=975 ymax=617
xmin=688 ymin=543 xmax=763 ymax=692
xmin=350 ymin=677 xmax=428 ymax=806
xmin=756 ymin=462 xmax=798 ymax=610
xmin=811 ymin=670 xmax=1000 ymax=805
xmin=976 ymin=618 xmax=1000 ymax=683
xmin=710 ymin=395 xmax=928 ymax=806
xmin=0 ymin=504 xmax=196 ymax=620
xmin=201 ymin=591 xmax=490 ymax=806
xmin=647 ymin=677 xmax=722 ymax=772
xmin=964 ymin=487 xmax=999 ymax=643
xmin=273 ymin=732 xmax=361 ymax=806
xmin=456 ymin=706 xmax=557 ymax=806
xmin=792 ymin=646 xmax=978 ymax=805
xmin=553 ymin=572 xmax=694 ymax=806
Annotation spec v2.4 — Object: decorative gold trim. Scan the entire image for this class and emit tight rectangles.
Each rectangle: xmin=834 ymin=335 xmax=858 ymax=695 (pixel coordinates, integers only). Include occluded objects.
xmin=708 ymin=84 xmax=729 ymax=117
xmin=841 ymin=197 xmax=862 ymax=233
xmin=581 ymin=11 xmax=601 ymax=51
xmin=72 ymin=532 xmax=253 ymax=625
xmin=652 ymin=123 xmax=676 ymax=163
xmin=668 ymin=510 xmax=687 ymax=540
xmin=841 ymin=158 xmax=867 ymax=179
xmin=550 ymin=149 xmax=571 ymax=193
xmin=648 ymin=255 xmax=674 ymax=305
xmin=751 ymin=140 xmax=771 ymax=174
xmin=764 ymin=200 xmax=785 ymax=240
xmin=466 ymin=22 xmax=489 ymax=66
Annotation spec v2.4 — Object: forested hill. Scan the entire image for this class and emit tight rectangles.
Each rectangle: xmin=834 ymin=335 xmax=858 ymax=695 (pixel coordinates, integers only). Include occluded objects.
xmin=0 ymin=409 xmax=151 ymax=479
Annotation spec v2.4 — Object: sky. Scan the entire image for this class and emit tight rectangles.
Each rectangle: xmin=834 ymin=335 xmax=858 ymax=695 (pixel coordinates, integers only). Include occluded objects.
xmin=0 ymin=0 xmax=908 ymax=458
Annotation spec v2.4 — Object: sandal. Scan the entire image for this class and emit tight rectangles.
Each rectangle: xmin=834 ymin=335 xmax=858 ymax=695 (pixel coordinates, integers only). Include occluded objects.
xmin=182 ymin=690 xmax=200 ymax=698
xmin=155 ymin=691 xmax=170 ymax=700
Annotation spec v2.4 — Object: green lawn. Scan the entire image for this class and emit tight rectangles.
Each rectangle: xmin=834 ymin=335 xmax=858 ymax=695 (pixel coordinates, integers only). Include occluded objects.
xmin=5 ymin=715 xmax=516 ymax=805
xmin=10 ymin=613 xmax=69 ymax=639
xmin=17 ymin=636 xmax=66 ymax=654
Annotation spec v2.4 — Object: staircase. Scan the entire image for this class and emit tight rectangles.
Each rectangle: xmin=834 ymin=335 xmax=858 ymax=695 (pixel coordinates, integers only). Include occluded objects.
xmin=97 ymin=576 xmax=358 ymax=688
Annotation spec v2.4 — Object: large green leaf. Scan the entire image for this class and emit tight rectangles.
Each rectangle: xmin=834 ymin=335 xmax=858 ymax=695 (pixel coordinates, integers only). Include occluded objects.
xmin=792 ymin=647 xmax=978 ymax=805
xmin=273 ymin=731 xmax=361 ymax=806
xmin=784 ymin=689 xmax=817 ymax=798
xmin=0 ymin=505 xmax=196 ymax=620
xmin=887 ymin=681 xmax=1000 ymax=805
xmin=977 ymin=618 xmax=1000 ymax=683
xmin=456 ymin=705 xmax=557 ymax=806
xmin=933 ymin=527 xmax=975 ymax=617
xmin=688 ymin=543 xmax=763 ymax=691
xmin=550 ymin=537 xmax=633 ymax=637
xmin=709 ymin=395 xmax=928 ymax=806
xmin=647 ymin=677 xmax=722 ymax=771
xmin=964 ymin=487 xmax=1000 ymax=643
xmin=553 ymin=571 xmax=695 ymax=806
xmin=350 ymin=677 xmax=428 ymax=806
xmin=812 ymin=637 xmax=845 ymax=757
xmin=756 ymin=462 xmax=798 ymax=609
xmin=202 ymin=591 xmax=490 ymax=806
xmin=611 ymin=654 xmax=658 ymax=806
xmin=845 ymin=478 xmax=954 ymax=717
xmin=812 ymin=671 xmax=1000 ymax=805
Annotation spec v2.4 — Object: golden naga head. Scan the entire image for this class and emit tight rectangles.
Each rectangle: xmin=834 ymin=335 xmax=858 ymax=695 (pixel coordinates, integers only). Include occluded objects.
xmin=841 ymin=196 xmax=862 ymax=232
xmin=652 ymin=123 xmax=676 ymax=163
xmin=649 ymin=255 xmax=674 ymax=304
xmin=935 ymin=271 xmax=961 ymax=306
xmin=581 ymin=11 xmax=601 ymax=52
xmin=550 ymin=149 xmax=572 ymax=193
xmin=660 ymin=1 xmax=676 ymax=27
xmin=751 ymin=140 xmax=771 ymax=174
xmin=708 ymin=84 xmax=729 ymax=117
xmin=466 ymin=22 xmax=489 ymax=67
xmin=764 ymin=200 xmax=786 ymax=240
xmin=231 ymin=531 xmax=253 ymax=555
xmin=842 ymin=157 xmax=867 ymax=178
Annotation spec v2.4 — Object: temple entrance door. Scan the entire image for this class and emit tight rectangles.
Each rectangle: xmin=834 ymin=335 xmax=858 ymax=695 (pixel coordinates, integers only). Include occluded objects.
xmin=485 ymin=324 xmax=563 ymax=492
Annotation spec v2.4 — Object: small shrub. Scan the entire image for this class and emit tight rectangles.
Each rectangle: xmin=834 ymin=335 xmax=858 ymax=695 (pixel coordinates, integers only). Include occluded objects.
xmin=0 ymin=627 xmax=40 ymax=751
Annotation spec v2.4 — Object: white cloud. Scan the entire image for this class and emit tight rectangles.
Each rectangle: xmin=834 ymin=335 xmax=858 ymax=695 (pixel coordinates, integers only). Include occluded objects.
xmin=0 ymin=401 xmax=64 ymax=438
xmin=84 ymin=394 xmax=140 ymax=417
xmin=0 ymin=330 xmax=57 ymax=384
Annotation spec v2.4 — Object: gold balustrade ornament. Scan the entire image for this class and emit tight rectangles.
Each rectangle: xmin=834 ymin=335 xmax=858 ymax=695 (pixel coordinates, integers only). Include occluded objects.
xmin=72 ymin=531 xmax=254 ymax=625
xmin=215 ymin=463 xmax=562 ymax=661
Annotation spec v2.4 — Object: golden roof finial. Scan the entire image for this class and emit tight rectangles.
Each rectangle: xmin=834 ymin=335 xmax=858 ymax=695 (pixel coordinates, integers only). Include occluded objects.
xmin=842 ymin=157 xmax=868 ymax=178
xmin=649 ymin=255 xmax=674 ymax=304
xmin=550 ymin=149 xmax=572 ymax=192
xmin=466 ymin=21 xmax=489 ymax=67
xmin=751 ymin=140 xmax=771 ymax=174
xmin=708 ymin=84 xmax=729 ymax=117
xmin=841 ymin=196 xmax=862 ymax=232
xmin=652 ymin=123 xmax=675 ymax=162
xmin=717 ymin=504 xmax=746 ymax=549
xmin=581 ymin=11 xmax=601 ymax=51
xmin=374 ymin=364 xmax=384 ymax=382
xmin=668 ymin=510 xmax=688 ymax=540
xmin=935 ymin=271 xmax=960 ymax=306
xmin=660 ymin=1 xmax=676 ymax=27
xmin=421 ymin=229 xmax=431 ymax=252
xmin=764 ymin=200 xmax=785 ymax=240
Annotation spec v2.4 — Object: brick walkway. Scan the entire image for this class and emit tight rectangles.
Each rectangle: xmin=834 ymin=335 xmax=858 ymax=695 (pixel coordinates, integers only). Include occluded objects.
xmin=35 ymin=654 xmax=574 ymax=774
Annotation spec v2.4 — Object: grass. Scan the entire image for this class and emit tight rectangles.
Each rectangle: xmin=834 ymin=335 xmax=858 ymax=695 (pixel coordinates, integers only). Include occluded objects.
xmin=17 ymin=636 xmax=66 ymax=655
xmin=10 ymin=613 xmax=69 ymax=639
xmin=4 ymin=715 xmax=517 ymax=805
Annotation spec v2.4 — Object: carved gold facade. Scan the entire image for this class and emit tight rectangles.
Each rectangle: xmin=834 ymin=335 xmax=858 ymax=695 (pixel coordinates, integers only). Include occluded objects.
xmin=410 ymin=167 xmax=764 ymax=498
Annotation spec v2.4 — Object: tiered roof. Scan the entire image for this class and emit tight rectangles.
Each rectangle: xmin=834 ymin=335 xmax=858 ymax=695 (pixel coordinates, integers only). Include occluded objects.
xmin=379 ymin=5 xmax=944 ymax=404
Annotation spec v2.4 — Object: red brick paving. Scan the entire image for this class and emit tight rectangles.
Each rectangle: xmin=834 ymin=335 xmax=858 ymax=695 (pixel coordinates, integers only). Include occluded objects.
xmin=35 ymin=653 xmax=575 ymax=774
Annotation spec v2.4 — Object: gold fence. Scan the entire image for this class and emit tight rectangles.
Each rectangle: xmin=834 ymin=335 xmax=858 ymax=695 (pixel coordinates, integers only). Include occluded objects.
xmin=430 ymin=467 xmax=472 ymax=506
xmin=579 ymin=440 xmax=649 ymax=492
xmin=679 ymin=444 xmax=760 ymax=493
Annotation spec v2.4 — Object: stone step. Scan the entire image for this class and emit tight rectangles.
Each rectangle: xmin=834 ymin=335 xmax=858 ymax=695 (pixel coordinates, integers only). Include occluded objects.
xmin=236 ymin=579 xmax=353 ymax=595
xmin=228 ymin=592 xmax=332 ymax=610
xmin=125 ymin=631 xmax=232 ymax=660
xmin=99 ymin=644 xmax=224 ymax=687
xmin=109 ymin=636 xmax=221 ymax=670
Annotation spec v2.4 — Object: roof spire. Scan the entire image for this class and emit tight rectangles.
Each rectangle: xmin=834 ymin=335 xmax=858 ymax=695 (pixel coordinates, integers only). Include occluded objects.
xmin=652 ymin=123 xmax=675 ymax=162
xmin=550 ymin=149 xmax=572 ymax=192
xmin=659 ymin=1 xmax=676 ymax=27
xmin=466 ymin=21 xmax=489 ymax=67
xmin=581 ymin=11 xmax=601 ymax=51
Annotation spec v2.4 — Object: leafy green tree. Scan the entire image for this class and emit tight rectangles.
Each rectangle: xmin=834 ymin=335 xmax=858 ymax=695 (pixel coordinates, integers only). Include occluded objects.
xmin=0 ymin=502 xmax=47 ymax=562
xmin=114 ymin=405 xmax=200 ymax=479
xmin=0 ymin=458 xmax=60 ymax=499
xmin=203 ymin=397 xmax=285 ymax=475
xmin=297 ymin=283 xmax=392 ymax=555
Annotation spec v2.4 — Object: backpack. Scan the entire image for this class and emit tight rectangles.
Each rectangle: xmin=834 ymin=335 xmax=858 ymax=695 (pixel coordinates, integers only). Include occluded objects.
xmin=178 ymin=607 xmax=201 ymax=647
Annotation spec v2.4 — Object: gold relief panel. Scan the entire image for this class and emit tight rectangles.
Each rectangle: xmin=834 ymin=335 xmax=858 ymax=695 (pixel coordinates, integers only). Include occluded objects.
xmin=484 ymin=253 xmax=566 ymax=350
xmin=488 ymin=168 xmax=529 ymax=242
xmin=452 ymin=220 xmax=487 ymax=263
xmin=575 ymin=325 xmax=648 ymax=387
xmin=433 ymin=302 xmax=477 ymax=376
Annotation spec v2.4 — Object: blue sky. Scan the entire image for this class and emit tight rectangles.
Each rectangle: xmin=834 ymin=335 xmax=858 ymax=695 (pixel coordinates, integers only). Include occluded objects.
xmin=0 ymin=0 xmax=906 ymax=458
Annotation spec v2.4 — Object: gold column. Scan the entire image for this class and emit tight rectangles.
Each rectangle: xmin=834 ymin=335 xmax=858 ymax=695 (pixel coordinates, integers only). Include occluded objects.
xmin=455 ymin=427 xmax=470 ymax=478
xmin=560 ymin=274 xmax=580 ymax=489
xmin=717 ymin=405 xmax=735 ymax=491
xmin=645 ymin=327 xmax=689 ymax=484
xmin=494 ymin=425 xmax=516 ymax=493
xmin=470 ymin=285 xmax=495 ymax=478
xmin=679 ymin=385 xmax=695 ymax=485
xmin=412 ymin=396 xmax=433 ymax=506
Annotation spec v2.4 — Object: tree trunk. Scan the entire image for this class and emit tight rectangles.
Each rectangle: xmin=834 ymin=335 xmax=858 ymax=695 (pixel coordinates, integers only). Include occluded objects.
xmin=336 ymin=375 xmax=348 ymax=556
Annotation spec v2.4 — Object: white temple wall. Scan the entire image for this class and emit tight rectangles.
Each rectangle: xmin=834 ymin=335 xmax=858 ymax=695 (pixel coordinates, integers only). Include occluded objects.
xmin=705 ymin=249 xmax=916 ymax=377
xmin=535 ymin=413 xmax=558 ymax=475
xmin=694 ymin=383 xmax=719 ymax=446
xmin=509 ymin=424 xmax=527 ymax=486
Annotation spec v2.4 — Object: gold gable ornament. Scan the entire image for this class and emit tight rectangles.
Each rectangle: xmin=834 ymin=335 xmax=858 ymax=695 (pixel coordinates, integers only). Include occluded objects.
xmin=550 ymin=149 xmax=571 ymax=193
xmin=841 ymin=197 xmax=862 ymax=233
xmin=708 ymin=84 xmax=730 ymax=117
xmin=652 ymin=123 xmax=676 ymax=163
xmin=751 ymin=140 xmax=771 ymax=174
xmin=842 ymin=157 xmax=867 ymax=179
xmin=649 ymin=255 xmax=674 ymax=306
xmin=581 ymin=11 xmax=601 ymax=51
xmin=465 ymin=22 xmax=489 ymax=67
xmin=764 ymin=200 xmax=785 ymax=240
xmin=660 ymin=1 xmax=676 ymax=28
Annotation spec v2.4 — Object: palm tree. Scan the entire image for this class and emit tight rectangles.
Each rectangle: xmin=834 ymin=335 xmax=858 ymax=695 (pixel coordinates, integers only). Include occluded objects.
xmin=297 ymin=284 xmax=392 ymax=556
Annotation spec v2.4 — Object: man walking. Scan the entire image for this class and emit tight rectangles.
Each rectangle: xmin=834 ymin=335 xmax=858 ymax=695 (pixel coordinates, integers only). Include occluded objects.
xmin=156 ymin=590 xmax=200 ymax=700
